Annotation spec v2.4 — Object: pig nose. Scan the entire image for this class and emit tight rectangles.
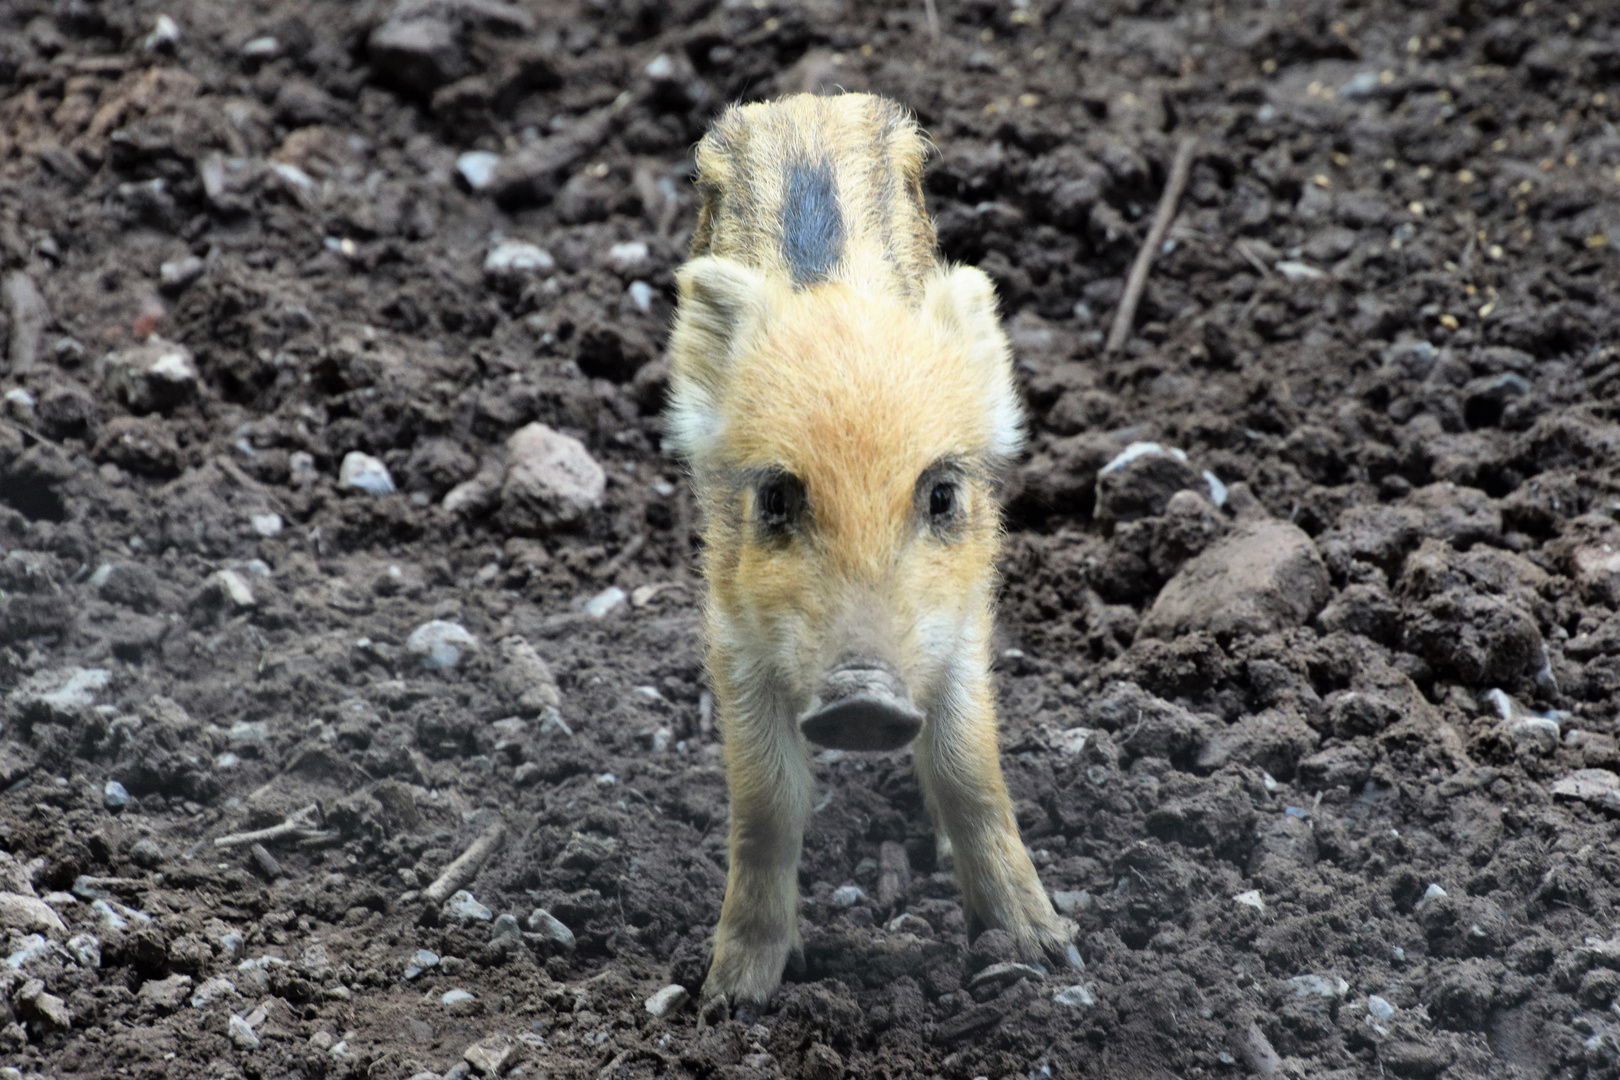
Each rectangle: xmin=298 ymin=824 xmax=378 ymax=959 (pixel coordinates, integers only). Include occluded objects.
xmin=798 ymin=660 xmax=925 ymax=752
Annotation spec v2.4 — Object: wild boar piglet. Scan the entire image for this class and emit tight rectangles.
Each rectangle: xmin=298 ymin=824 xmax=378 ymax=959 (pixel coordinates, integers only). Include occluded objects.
xmin=666 ymin=92 xmax=1080 ymax=1018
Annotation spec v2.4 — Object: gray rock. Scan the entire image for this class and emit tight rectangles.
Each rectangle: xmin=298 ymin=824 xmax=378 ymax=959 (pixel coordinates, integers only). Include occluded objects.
xmin=644 ymin=984 xmax=689 ymax=1018
xmin=490 ymin=913 xmax=521 ymax=943
xmin=1138 ymin=520 xmax=1330 ymax=642
xmin=229 ymin=1013 xmax=261 ymax=1049
xmin=0 ymin=892 xmax=67 ymax=935
xmin=484 ymin=241 xmax=554 ymax=283
xmin=66 ymin=933 xmax=101 ymax=968
xmin=103 ymin=780 xmax=130 ymax=809
xmin=191 ymin=975 xmax=236 ymax=1008
xmin=584 ymin=586 xmax=626 ymax=619
xmin=442 ymin=988 xmax=476 ymax=1007
xmin=526 ymin=908 xmax=575 ymax=951
xmin=1285 ymin=973 xmax=1349 ymax=999
xmin=159 ymin=255 xmax=205 ymax=292
xmin=102 ymin=337 xmax=198 ymax=414
xmin=463 ymin=1034 xmax=515 ymax=1076
xmin=456 ymin=151 xmax=501 ymax=191
xmin=404 ymin=949 xmax=440 ymax=979
xmin=407 ymin=620 xmax=477 ymax=671
xmin=444 ymin=890 xmax=492 ymax=922
xmin=340 ymin=451 xmax=396 ymax=495
xmin=1051 ymin=890 xmax=1092 ymax=916
xmin=1053 ymin=984 xmax=1096 ymax=1008
xmin=18 ymin=979 xmax=72 ymax=1029
xmin=144 ymin=15 xmax=182 ymax=51
xmin=498 ymin=423 xmax=605 ymax=534
xmin=830 ymin=884 xmax=867 ymax=908
xmin=129 ymin=839 xmax=164 ymax=869
xmin=1550 ymin=769 xmax=1620 ymax=811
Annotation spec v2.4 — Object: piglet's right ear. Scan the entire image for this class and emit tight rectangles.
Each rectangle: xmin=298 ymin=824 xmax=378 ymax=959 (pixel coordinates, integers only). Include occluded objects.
xmin=666 ymin=256 xmax=768 ymax=464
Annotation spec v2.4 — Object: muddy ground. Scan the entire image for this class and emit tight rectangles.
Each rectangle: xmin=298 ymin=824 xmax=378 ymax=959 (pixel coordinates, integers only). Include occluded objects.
xmin=3 ymin=0 xmax=1620 ymax=1077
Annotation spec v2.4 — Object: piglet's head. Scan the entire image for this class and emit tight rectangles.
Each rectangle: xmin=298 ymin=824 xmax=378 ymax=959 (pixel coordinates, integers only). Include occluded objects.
xmin=666 ymin=256 xmax=1024 ymax=751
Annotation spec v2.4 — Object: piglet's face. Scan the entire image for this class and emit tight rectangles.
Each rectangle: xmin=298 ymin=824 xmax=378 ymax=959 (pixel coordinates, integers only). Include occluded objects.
xmin=666 ymin=258 xmax=1023 ymax=750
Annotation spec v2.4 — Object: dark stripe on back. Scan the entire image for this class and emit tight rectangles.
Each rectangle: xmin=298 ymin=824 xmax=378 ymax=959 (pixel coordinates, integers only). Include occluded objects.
xmin=782 ymin=158 xmax=845 ymax=288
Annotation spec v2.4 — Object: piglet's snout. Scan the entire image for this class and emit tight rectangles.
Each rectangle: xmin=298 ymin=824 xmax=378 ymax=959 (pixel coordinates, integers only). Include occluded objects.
xmin=798 ymin=661 xmax=924 ymax=752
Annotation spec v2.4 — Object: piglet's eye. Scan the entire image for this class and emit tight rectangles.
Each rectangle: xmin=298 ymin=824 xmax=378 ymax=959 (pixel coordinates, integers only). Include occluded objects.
xmin=757 ymin=472 xmax=805 ymax=534
xmin=929 ymin=482 xmax=955 ymax=518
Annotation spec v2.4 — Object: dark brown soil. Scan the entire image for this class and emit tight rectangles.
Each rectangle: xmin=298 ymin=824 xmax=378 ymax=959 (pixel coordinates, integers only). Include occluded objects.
xmin=4 ymin=1 xmax=1620 ymax=1078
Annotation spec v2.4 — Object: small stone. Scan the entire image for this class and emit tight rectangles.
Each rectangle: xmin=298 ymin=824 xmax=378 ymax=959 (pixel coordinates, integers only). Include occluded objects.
xmin=628 ymin=280 xmax=654 ymax=314
xmin=1052 ymin=890 xmax=1092 ymax=916
xmin=444 ymin=890 xmax=492 ymax=923
xmin=204 ymin=569 xmax=256 ymax=610
xmin=463 ymin=1035 xmax=515 ymax=1076
xmin=6 ymin=935 xmax=51 ymax=970
xmin=584 ymin=587 xmax=626 ymax=619
xmin=240 ymin=36 xmax=279 ymax=58
xmin=484 ymin=241 xmax=555 ymax=282
xmin=103 ymin=780 xmax=130 ymax=809
xmin=66 ymin=934 xmax=101 ymax=968
xmin=607 ymin=241 xmax=649 ymax=269
xmin=103 ymin=337 xmax=198 ymax=414
xmin=129 ymin=838 xmax=164 ymax=869
xmin=230 ymin=1013 xmax=261 ymax=1049
xmin=1550 ymin=769 xmax=1620 ymax=810
xmin=191 ymin=975 xmax=236 ymax=1008
xmin=457 ymin=152 xmax=501 ymax=192
xmin=495 ymin=637 xmax=560 ymax=715
xmin=1422 ymin=883 xmax=1447 ymax=901
xmin=644 ymin=984 xmax=689 ymax=1018
xmin=404 ymin=949 xmax=440 ymax=979
xmin=250 ymin=513 xmax=283 ymax=537
xmin=499 ymin=423 xmax=605 ymax=535
xmin=22 ymin=985 xmax=72 ymax=1029
xmin=227 ymin=720 xmax=269 ymax=746
xmin=830 ymin=884 xmax=867 ymax=908
xmin=340 ymin=451 xmax=396 ymax=495
xmin=144 ymin=14 xmax=182 ymax=51
xmin=1509 ymin=716 xmax=1561 ymax=756
xmin=1285 ymin=973 xmax=1349 ymax=999
xmin=526 ymin=908 xmax=575 ymax=951
xmin=1233 ymin=890 xmax=1265 ymax=912
xmin=1053 ymin=984 xmax=1096 ymax=1008
xmin=408 ymin=620 xmax=477 ymax=671
xmin=490 ymin=913 xmax=522 ymax=943
xmin=137 ymin=974 xmax=194 ymax=1013
xmin=0 ymin=892 xmax=67 ymax=935
xmin=159 ymin=255 xmax=205 ymax=291
xmin=442 ymin=988 xmax=475 ymax=1007
xmin=1274 ymin=260 xmax=1327 ymax=281
xmin=1367 ymin=994 xmax=1395 ymax=1020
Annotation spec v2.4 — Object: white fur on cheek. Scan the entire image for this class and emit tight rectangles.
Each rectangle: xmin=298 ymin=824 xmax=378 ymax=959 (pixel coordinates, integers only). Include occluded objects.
xmin=666 ymin=379 xmax=723 ymax=465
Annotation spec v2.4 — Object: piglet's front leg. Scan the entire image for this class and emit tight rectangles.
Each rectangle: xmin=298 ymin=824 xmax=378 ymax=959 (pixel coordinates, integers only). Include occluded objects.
xmin=915 ymin=681 xmax=1081 ymax=971
xmin=699 ymin=697 xmax=812 ymax=1024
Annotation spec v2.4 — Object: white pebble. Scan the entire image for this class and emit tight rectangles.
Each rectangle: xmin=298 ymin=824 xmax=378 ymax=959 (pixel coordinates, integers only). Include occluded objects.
xmin=145 ymin=14 xmax=182 ymax=50
xmin=406 ymin=621 xmax=477 ymax=671
xmin=1233 ymin=890 xmax=1265 ymax=911
xmin=1423 ymin=883 xmax=1447 ymax=902
xmin=607 ymin=241 xmax=649 ymax=269
xmin=457 ymin=151 xmax=501 ymax=192
xmin=628 ymin=280 xmax=654 ymax=313
xmin=484 ymin=241 xmax=555 ymax=278
xmin=339 ymin=451 xmax=395 ymax=495
xmin=644 ymin=983 xmax=689 ymax=1018
xmin=1053 ymin=984 xmax=1096 ymax=1008
xmin=830 ymin=884 xmax=867 ymax=908
xmin=1367 ymin=994 xmax=1395 ymax=1020
xmin=584 ymin=586 xmax=627 ymax=619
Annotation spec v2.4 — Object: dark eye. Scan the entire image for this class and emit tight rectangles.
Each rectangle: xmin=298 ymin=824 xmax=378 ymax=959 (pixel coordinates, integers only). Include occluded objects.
xmin=757 ymin=472 xmax=804 ymax=535
xmin=930 ymin=482 xmax=955 ymax=518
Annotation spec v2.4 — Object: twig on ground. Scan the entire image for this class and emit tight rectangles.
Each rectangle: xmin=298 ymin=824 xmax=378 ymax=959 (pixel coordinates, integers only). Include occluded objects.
xmin=922 ymin=0 xmax=940 ymax=41
xmin=420 ymin=822 xmax=506 ymax=907
xmin=599 ymin=533 xmax=646 ymax=580
xmin=1105 ymin=136 xmax=1199 ymax=355
xmin=213 ymin=803 xmax=324 ymax=849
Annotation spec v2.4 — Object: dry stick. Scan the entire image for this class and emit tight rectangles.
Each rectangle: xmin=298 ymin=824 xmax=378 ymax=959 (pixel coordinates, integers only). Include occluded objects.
xmin=213 ymin=803 xmax=324 ymax=849
xmin=421 ymin=822 xmax=507 ymax=907
xmin=1104 ymin=135 xmax=1199 ymax=355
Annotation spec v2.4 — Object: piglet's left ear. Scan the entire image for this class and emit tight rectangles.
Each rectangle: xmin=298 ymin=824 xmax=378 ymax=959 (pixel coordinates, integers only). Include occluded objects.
xmin=922 ymin=265 xmax=1025 ymax=463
